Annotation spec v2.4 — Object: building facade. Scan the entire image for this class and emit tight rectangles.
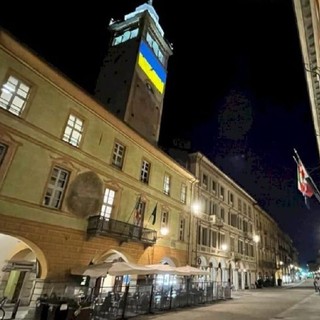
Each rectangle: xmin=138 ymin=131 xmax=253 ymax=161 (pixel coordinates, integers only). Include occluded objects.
xmin=0 ymin=28 xmax=195 ymax=306
xmin=0 ymin=2 xmax=300 ymax=312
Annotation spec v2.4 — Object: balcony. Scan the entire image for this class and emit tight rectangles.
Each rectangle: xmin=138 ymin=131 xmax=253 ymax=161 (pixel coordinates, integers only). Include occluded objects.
xmin=209 ymin=215 xmax=224 ymax=227
xmin=87 ymin=216 xmax=157 ymax=246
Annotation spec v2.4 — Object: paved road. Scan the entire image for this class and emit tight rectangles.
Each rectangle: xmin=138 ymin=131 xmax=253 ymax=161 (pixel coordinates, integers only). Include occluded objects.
xmin=134 ymin=278 xmax=320 ymax=320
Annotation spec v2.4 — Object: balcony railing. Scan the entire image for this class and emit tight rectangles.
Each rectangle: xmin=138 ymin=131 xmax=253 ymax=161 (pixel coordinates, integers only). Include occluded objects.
xmin=87 ymin=216 xmax=157 ymax=246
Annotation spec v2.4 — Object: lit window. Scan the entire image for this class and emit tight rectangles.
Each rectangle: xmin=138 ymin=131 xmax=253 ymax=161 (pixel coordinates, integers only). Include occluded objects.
xmin=100 ymin=188 xmax=115 ymax=219
xmin=0 ymin=75 xmax=31 ymax=116
xmin=63 ymin=114 xmax=84 ymax=147
xmin=43 ymin=166 xmax=69 ymax=209
xmin=112 ymin=142 xmax=125 ymax=169
xmin=112 ymin=28 xmax=139 ymax=46
xmin=161 ymin=210 xmax=169 ymax=229
xmin=180 ymin=184 xmax=187 ymax=204
xmin=163 ymin=173 xmax=171 ymax=195
xmin=140 ymin=160 xmax=150 ymax=184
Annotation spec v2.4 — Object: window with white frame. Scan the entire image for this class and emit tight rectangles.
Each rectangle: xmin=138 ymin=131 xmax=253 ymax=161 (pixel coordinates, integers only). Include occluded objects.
xmin=62 ymin=114 xmax=84 ymax=147
xmin=220 ymin=207 xmax=225 ymax=221
xmin=202 ymin=173 xmax=208 ymax=189
xmin=179 ymin=217 xmax=185 ymax=241
xmin=112 ymin=27 xmax=139 ymax=46
xmin=163 ymin=173 xmax=171 ymax=195
xmin=229 ymin=192 xmax=234 ymax=206
xmin=100 ymin=188 xmax=116 ymax=219
xmin=248 ymin=206 xmax=252 ymax=218
xmin=0 ymin=75 xmax=31 ymax=116
xmin=211 ymin=179 xmax=217 ymax=195
xmin=238 ymin=239 xmax=243 ymax=254
xmin=140 ymin=159 xmax=150 ymax=184
xmin=220 ymin=186 xmax=225 ymax=201
xmin=202 ymin=227 xmax=208 ymax=246
xmin=43 ymin=166 xmax=69 ymax=209
xmin=112 ymin=141 xmax=125 ymax=169
xmin=220 ymin=233 xmax=226 ymax=249
xmin=230 ymin=237 xmax=235 ymax=252
xmin=180 ymin=184 xmax=187 ymax=203
xmin=211 ymin=230 xmax=217 ymax=248
xmin=161 ymin=210 xmax=169 ymax=229
xmin=0 ymin=143 xmax=8 ymax=166
xmin=243 ymin=202 xmax=247 ymax=215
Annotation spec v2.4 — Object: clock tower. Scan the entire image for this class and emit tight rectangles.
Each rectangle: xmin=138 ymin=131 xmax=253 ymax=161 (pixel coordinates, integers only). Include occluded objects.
xmin=95 ymin=1 xmax=173 ymax=145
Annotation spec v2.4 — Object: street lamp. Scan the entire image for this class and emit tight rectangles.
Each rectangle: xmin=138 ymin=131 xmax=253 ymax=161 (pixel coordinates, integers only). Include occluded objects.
xmin=253 ymin=234 xmax=260 ymax=282
xmin=189 ymin=201 xmax=201 ymax=266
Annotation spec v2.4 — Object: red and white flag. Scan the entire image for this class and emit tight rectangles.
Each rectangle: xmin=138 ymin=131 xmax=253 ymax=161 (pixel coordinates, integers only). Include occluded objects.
xmin=297 ymin=160 xmax=314 ymax=198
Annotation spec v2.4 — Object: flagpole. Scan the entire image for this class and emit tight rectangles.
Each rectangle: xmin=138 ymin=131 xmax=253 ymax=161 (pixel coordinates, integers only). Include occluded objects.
xmin=293 ymin=148 xmax=320 ymax=205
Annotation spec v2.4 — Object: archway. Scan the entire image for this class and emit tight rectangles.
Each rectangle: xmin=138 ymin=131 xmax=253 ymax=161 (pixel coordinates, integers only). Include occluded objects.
xmin=0 ymin=233 xmax=48 ymax=306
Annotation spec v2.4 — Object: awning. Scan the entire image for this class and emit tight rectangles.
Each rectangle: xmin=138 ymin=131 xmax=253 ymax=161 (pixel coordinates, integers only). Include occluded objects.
xmin=108 ymin=261 xmax=158 ymax=276
xmin=70 ymin=262 xmax=113 ymax=278
xmin=175 ymin=265 xmax=210 ymax=276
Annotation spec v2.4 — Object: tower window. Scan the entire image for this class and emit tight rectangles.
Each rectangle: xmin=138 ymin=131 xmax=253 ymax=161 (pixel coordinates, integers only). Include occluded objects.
xmin=112 ymin=28 xmax=139 ymax=46
xmin=146 ymin=32 xmax=164 ymax=65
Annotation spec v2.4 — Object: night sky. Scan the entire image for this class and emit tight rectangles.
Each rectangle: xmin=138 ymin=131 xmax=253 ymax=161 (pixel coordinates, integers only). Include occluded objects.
xmin=1 ymin=0 xmax=320 ymax=265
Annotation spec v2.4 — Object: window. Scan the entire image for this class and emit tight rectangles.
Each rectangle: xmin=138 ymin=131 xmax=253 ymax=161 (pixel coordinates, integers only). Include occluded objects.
xmin=112 ymin=27 xmax=139 ymax=46
xmin=112 ymin=142 xmax=125 ymax=169
xmin=229 ymin=192 xmax=234 ymax=206
xmin=180 ymin=184 xmax=187 ymax=204
xmin=243 ymin=220 xmax=248 ymax=232
xmin=231 ymin=213 xmax=237 ymax=228
xmin=202 ymin=227 xmax=208 ymax=246
xmin=211 ymin=230 xmax=217 ymax=248
xmin=202 ymin=173 xmax=208 ymax=189
xmin=63 ymin=114 xmax=84 ymax=147
xmin=238 ymin=240 xmax=243 ymax=254
xmin=134 ymin=198 xmax=146 ymax=227
xmin=243 ymin=202 xmax=247 ymax=215
xmin=140 ymin=160 xmax=150 ymax=184
xmin=248 ymin=206 xmax=252 ymax=218
xmin=179 ymin=217 xmax=185 ymax=241
xmin=100 ymin=188 xmax=116 ymax=219
xmin=163 ymin=173 xmax=171 ymax=195
xmin=230 ymin=237 xmax=235 ymax=252
xmin=238 ymin=199 xmax=242 ymax=212
xmin=220 ymin=207 xmax=225 ymax=221
xmin=220 ymin=186 xmax=225 ymax=201
xmin=212 ymin=180 xmax=217 ymax=195
xmin=146 ymin=32 xmax=164 ymax=64
xmin=43 ymin=166 xmax=69 ymax=209
xmin=0 ymin=75 xmax=31 ymax=116
xmin=161 ymin=210 xmax=169 ymax=229
xmin=0 ymin=143 xmax=8 ymax=166
xmin=220 ymin=233 xmax=226 ymax=249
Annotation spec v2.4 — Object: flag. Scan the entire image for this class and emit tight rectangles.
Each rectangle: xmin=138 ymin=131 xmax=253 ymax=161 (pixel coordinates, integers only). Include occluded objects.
xmin=134 ymin=196 xmax=142 ymax=225
xmin=151 ymin=203 xmax=157 ymax=225
xmin=297 ymin=159 xmax=314 ymax=198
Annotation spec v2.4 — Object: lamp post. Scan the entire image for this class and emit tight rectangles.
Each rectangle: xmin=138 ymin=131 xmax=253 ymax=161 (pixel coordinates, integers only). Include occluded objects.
xmin=190 ymin=202 xmax=201 ymax=267
xmin=253 ymin=234 xmax=260 ymax=283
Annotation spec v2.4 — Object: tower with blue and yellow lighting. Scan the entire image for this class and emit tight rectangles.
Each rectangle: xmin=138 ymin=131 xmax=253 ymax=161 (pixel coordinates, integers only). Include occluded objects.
xmin=95 ymin=1 xmax=173 ymax=145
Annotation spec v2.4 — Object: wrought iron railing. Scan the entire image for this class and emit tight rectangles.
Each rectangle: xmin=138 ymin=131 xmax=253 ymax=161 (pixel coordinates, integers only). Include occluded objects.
xmin=87 ymin=216 xmax=157 ymax=245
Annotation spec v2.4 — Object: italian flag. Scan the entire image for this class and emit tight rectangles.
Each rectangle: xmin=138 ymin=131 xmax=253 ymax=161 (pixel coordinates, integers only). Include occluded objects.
xmin=297 ymin=161 xmax=314 ymax=198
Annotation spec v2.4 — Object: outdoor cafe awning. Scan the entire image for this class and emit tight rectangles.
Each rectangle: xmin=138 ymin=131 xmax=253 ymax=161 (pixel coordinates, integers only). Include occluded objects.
xmin=70 ymin=262 xmax=113 ymax=278
xmin=71 ymin=261 xmax=209 ymax=277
